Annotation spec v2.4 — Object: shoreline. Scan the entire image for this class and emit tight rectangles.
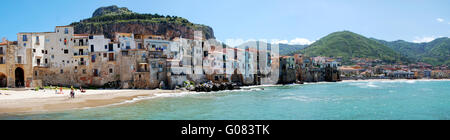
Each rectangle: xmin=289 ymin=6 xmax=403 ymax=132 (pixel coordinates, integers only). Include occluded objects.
xmin=1 ymin=78 xmax=449 ymax=116
xmin=341 ymin=78 xmax=450 ymax=82
xmin=0 ymin=89 xmax=184 ymax=115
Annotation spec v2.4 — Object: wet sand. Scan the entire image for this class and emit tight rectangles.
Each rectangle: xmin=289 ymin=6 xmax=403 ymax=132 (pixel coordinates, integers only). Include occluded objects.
xmin=0 ymin=89 xmax=184 ymax=115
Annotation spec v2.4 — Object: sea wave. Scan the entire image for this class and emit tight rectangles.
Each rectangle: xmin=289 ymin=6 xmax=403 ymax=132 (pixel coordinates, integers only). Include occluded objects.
xmin=282 ymin=96 xmax=322 ymax=102
xmin=81 ymin=88 xmax=266 ymax=110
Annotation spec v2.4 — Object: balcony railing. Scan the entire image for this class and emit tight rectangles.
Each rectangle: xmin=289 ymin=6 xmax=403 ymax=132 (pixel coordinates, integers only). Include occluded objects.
xmin=79 ymin=61 xmax=86 ymax=66
xmin=137 ymin=68 xmax=150 ymax=72
xmin=137 ymin=59 xmax=148 ymax=64
xmin=74 ymin=52 xmax=89 ymax=56
xmin=36 ymin=63 xmax=49 ymax=67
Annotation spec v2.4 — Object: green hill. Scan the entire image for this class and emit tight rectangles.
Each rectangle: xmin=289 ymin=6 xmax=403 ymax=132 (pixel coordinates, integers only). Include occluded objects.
xmin=373 ymin=37 xmax=450 ymax=66
xmin=278 ymin=44 xmax=308 ymax=55
xmin=70 ymin=5 xmax=215 ymax=40
xmin=291 ymin=31 xmax=410 ymax=65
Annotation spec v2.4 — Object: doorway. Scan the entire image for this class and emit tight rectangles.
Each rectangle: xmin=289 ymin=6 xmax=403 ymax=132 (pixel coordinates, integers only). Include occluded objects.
xmin=0 ymin=73 xmax=7 ymax=87
xmin=15 ymin=67 xmax=25 ymax=87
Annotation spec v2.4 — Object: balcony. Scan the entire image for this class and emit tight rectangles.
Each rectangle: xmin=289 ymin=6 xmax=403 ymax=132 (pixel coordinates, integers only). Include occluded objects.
xmin=73 ymin=52 xmax=89 ymax=58
xmin=73 ymin=45 xmax=89 ymax=49
xmin=79 ymin=61 xmax=86 ymax=66
xmin=137 ymin=59 xmax=148 ymax=64
xmin=36 ymin=63 xmax=49 ymax=68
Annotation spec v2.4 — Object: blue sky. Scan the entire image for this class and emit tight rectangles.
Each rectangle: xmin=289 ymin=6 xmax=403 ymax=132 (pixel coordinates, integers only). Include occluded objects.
xmin=0 ymin=0 xmax=449 ymax=45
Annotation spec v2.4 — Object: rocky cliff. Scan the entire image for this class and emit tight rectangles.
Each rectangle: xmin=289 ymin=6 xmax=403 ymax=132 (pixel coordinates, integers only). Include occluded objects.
xmin=71 ymin=5 xmax=215 ymax=40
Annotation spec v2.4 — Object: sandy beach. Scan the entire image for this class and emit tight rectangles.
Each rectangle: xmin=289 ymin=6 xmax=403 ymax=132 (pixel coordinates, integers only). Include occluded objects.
xmin=0 ymin=88 xmax=184 ymax=115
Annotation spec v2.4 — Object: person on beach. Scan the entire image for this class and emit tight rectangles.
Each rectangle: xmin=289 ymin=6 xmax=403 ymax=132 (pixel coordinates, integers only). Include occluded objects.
xmin=80 ymin=87 xmax=86 ymax=93
xmin=70 ymin=87 xmax=75 ymax=98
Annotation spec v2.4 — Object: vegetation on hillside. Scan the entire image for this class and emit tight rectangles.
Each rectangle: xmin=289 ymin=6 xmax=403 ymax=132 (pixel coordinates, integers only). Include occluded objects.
xmin=290 ymin=31 xmax=411 ymax=65
xmin=278 ymin=44 xmax=308 ymax=55
xmin=373 ymin=37 xmax=450 ymax=66
xmin=70 ymin=5 xmax=215 ymax=39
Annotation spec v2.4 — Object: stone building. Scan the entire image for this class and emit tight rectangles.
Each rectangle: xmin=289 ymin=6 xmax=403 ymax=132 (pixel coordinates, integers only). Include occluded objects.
xmin=278 ymin=56 xmax=296 ymax=84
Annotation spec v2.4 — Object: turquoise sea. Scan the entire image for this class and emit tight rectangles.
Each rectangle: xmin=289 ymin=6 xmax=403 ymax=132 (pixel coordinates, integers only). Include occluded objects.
xmin=1 ymin=80 xmax=449 ymax=120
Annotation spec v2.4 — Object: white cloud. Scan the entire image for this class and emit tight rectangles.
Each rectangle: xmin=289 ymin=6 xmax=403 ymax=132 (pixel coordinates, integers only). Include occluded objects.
xmin=271 ymin=39 xmax=289 ymax=44
xmin=289 ymin=38 xmax=315 ymax=45
xmin=413 ymin=36 xmax=436 ymax=43
xmin=437 ymin=18 xmax=444 ymax=22
xmin=271 ymin=38 xmax=315 ymax=45
xmin=225 ymin=38 xmax=315 ymax=46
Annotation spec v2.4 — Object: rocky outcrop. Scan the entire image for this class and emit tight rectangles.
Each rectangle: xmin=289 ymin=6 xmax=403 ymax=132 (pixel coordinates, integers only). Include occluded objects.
xmin=92 ymin=5 xmax=133 ymax=17
xmin=71 ymin=5 xmax=215 ymax=40
xmin=72 ymin=21 xmax=215 ymax=40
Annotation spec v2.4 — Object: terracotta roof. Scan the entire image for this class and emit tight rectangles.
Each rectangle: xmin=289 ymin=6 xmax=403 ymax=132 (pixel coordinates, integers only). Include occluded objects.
xmin=55 ymin=25 xmax=73 ymax=28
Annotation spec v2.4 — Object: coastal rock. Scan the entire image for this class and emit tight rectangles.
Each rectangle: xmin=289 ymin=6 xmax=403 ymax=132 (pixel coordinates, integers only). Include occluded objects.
xmin=71 ymin=5 xmax=215 ymax=40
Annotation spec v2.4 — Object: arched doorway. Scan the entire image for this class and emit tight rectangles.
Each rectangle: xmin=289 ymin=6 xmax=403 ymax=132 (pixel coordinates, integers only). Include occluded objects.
xmin=15 ymin=67 xmax=25 ymax=87
xmin=0 ymin=73 xmax=7 ymax=87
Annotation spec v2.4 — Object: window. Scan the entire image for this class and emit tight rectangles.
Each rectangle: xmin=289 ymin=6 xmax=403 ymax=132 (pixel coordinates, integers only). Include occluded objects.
xmin=91 ymin=45 xmax=94 ymax=52
xmin=36 ymin=36 xmax=40 ymax=44
xmin=82 ymin=69 xmax=86 ymax=74
xmin=64 ymin=28 xmax=69 ymax=34
xmin=105 ymin=45 xmax=107 ymax=49
xmin=93 ymin=69 xmax=99 ymax=77
xmin=24 ymin=43 xmax=27 ymax=47
xmin=89 ymin=36 xmax=93 ymax=39
xmin=35 ymin=71 xmax=38 ymax=76
xmin=17 ymin=56 xmax=22 ymax=64
xmin=64 ymin=49 xmax=69 ymax=54
xmin=60 ymin=69 xmax=64 ymax=74
xmin=103 ymin=53 xmax=107 ymax=58
xmin=109 ymin=68 xmax=113 ymax=74
xmin=108 ymin=53 xmax=114 ymax=61
xmin=109 ymin=44 xmax=114 ymax=51
xmin=45 ymin=59 xmax=48 ymax=64
xmin=91 ymin=55 xmax=96 ymax=63
xmin=23 ymin=35 xmax=27 ymax=41
xmin=64 ymin=38 xmax=67 ymax=45
xmin=33 ymin=49 xmax=36 ymax=53
xmin=126 ymin=42 xmax=131 ymax=49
